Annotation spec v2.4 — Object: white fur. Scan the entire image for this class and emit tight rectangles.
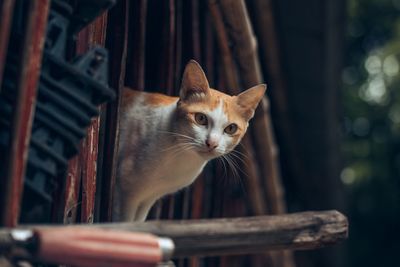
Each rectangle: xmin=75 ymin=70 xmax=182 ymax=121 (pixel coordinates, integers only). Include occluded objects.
xmin=115 ymin=98 xmax=210 ymax=222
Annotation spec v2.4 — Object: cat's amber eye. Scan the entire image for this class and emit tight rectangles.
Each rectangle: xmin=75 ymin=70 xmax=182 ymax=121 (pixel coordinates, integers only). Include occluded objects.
xmin=194 ymin=113 xmax=208 ymax=126
xmin=224 ymin=123 xmax=238 ymax=135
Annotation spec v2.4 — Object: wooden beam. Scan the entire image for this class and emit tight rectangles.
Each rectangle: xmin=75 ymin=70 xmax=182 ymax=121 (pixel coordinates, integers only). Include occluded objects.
xmin=0 ymin=0 xmax=15 ymax=91
xmin=99 ymin=0 xmax=129 ymax=222
xmin=0 ymin=210 xmax=348 ymax=259
xmin=0 ymin=0 xmax=50 ymax=227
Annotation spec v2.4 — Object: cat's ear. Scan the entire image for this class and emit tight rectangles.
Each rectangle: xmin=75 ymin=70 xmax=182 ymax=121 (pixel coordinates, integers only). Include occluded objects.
xmin=236 ymin=84 xmax=266 ymax=120
xmin=180 ymin=60 xmax=210 ymax=101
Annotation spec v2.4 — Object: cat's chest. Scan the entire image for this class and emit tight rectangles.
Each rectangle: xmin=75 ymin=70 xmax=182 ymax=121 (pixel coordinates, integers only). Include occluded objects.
xmin=157 ymin=150 xmax=207 ymax=192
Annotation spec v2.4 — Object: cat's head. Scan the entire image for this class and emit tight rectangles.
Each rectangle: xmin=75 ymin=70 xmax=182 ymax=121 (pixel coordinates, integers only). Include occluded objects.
xmin=175 ymin=60 xmax=266 ymax=159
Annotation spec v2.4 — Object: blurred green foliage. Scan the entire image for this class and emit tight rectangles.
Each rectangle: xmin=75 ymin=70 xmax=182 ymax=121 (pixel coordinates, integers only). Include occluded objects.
xmin=342 ymin=0 xmax=400 ymax=266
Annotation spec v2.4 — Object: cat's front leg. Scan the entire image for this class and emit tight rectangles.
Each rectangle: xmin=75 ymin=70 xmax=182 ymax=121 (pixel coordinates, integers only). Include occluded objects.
xmin=135 ymin=198 xmax=157 ymax=221
xmin=118 ymin=195 xmax=140 ymax=222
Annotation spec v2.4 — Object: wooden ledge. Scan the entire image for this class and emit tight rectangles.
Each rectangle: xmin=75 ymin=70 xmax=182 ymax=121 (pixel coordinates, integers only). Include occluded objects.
xmin=0 ymin=210 xmax=348 ymax=259
xmin=95 ymin=210 xmax=348 ymax=257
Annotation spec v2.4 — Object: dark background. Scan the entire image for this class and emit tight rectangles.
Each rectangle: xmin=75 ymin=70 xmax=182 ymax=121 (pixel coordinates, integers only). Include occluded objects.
xmin=269 ymin=0 xmax=400 ymax=266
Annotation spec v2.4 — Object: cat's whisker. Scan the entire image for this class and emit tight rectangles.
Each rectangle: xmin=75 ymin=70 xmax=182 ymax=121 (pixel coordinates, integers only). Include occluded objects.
xmin=221 ymin=154 xmax=243 ymax=192
xmin=228 ymin=151 xmax=248 ymax=167
xmin=226 ymin=153 xmax=249 ymax=178
xmin=167 ymin=142 xmax=199 ymax=158
xmin=231 ymin=148 xmax=249 ymax=159
xmin=223 ymin=154 xmax=247 ymax=195
xmin=216 ymin=157 xmax=228 ymax=183
xmin=157 ymin=130 xmax=199 ymax=142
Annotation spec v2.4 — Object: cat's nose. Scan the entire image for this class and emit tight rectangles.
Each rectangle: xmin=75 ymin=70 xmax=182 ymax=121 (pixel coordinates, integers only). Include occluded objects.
xmin=206 ymin=139 xmax=218 ymax=150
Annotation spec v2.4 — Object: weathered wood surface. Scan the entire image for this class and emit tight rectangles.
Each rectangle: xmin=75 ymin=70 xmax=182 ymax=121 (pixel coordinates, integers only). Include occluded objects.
xmin=0 ymin=211 xmax=348 ymax=259
xmin=217 ymin=0 xmax=286 ymax=216
xmin=208 ymin=0 xmax=266 ymax=217
xmin=0 ymin=0 xmax=50 ymax=227
xmin=0 ymin=210 xmax=347 ymax=259
xmin=99 ymin=0 xmax=129 ymax=222
xmin=0 ymin=0 xmax=15 ymax=91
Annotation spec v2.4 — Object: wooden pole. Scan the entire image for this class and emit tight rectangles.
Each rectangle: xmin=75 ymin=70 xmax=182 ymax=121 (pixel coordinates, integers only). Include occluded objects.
xmin=0 ymin=0 xmax=15 ymax=91
xmin=0 ymin=0 xmax=50 ymax=227
xmin=0 ymin=210 xmax=348 ymax=259
xmin=248 ymin=0 xmax=306 ymax=206
xmin=99 ymin=0 xmax=129 ymax=222
xmin=209 ymin=1 xmax=294 ymax=266
xmin=208 ymin=0 xmax=266 ymax=216
xmin=217 ymin=0 xmax=286 ymax=216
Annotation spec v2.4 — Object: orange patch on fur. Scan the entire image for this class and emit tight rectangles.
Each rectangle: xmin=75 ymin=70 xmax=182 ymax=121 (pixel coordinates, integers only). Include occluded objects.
xmin=121 ymin=87 xmax=140 ymax=111
xmin=121 ymin=87 xmax=178 ymax=111
xmin=143 ymin=92 xmax=178 ymax=106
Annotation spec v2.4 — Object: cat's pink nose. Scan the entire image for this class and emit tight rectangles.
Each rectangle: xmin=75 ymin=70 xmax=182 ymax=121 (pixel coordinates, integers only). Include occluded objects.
xmin=206 ymin=139 xmax=218 ymax=150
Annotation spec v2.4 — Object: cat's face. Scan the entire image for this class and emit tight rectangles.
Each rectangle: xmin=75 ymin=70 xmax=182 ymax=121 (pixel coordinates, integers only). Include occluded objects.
xmin=175 ymin=60 xmax=266 ymax=160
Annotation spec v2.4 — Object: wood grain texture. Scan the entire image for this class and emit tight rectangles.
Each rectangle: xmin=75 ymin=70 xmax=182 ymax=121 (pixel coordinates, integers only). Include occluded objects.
xmin=0 ymin=211 xmax=348 ymax=259
xmin=78 ymin=14 xmax=108 ymax=224
xmin=208 ymin=0 xmax=266 ymax=216
xmin=217 ymin=0 xmax=286 ymax=216
xmin=99 ymin=0 xmax=129 ymax=222
xmin=0 ymin=0 xmax=15 ymax=91
xmin=0 ymin=0 xmax=50 ymax=227
xmin=100 ymin=211 xmax=348 ymax=258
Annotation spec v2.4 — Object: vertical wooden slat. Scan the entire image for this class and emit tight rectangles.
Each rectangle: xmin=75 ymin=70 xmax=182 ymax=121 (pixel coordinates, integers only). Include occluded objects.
xmin=61 ymin=13 xmax=109 ymax=224
xmin=163 ymin=0 xmax=176 ymax=96
xmin=215 ymin=1 xmax=294 ymax=267
xmin=99 ymin=0 xmax=129 ymax=222
xmin=0 ymin=0 xmax=15 ymax=90
xmin=0 ymin=0 xmax=50 ymax=227
xmin=125 ymin=0 xmax=147 ymax=91
xmin=217 ymin=0 xmax=287 ymax=215
xmin=157 ymin=0 xmax=176 ymax=220
xmin=78 ymin=14 xmax=108 ymax=224
xmin=208 ymin=0 xmax=266 ymax=216
xmin=62 ymin=156 xmax=82 ymax=224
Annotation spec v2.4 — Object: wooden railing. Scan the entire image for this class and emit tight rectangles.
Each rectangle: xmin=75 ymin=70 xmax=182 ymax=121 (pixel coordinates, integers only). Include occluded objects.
xmin=0 ymin=210 xmax=347 ymax=266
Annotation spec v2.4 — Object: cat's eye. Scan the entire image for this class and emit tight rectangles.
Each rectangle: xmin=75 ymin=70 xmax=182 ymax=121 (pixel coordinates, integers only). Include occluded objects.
xmin=224 ymin=123 xmax=238 ymax=135
xmin=194 ymin=113 xmax=208 ymax=126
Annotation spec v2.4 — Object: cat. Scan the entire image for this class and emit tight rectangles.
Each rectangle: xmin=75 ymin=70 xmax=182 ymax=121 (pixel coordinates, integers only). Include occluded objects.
xmin=113 ymin=60 xmax=266 ymax=221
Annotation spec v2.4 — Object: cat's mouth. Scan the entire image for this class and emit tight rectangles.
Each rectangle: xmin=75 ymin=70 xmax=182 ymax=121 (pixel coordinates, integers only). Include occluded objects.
xmin=197 ymin=147 xmax=221 ymax=158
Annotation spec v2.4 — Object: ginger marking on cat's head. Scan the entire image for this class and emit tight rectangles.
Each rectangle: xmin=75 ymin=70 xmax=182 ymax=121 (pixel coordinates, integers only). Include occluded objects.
xmin=176 ymin=60 xmax=267 ymax=160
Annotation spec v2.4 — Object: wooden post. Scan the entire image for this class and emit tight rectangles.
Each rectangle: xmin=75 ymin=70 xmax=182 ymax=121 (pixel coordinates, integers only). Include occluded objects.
xmin=0 ymin=0 xmax=50 ymax=227
xmin=0 ymin=0 xmax=15 ymax=90
xmin=125 ymin=0 xmax=147 ymax=91
xmin=0 ymin=210 xmax=348 ymax=259
xmin=99 ymin=0 xmax=129 ymax=222
xmin=208 ymin=0 xmax=267 ymax=216
xmin=77 ymin=14 xmax=109 ymax=224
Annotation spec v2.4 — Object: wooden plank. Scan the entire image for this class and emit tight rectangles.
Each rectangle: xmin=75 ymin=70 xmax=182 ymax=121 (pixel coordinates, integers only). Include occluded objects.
xmin=100 ymin=211 xmax=348 ymax=257
xmin=62 ymin=155 xmax=82 ymax=224
xmin=217 ymin=0 xmax=286 ymax=216
xmin=0 ymin=0 xmax=15 ymax=90
xmin=0 ymin=0 xmax=50 ymax=227
xmin=247 ymin=0 xmax=306 ymax=217
xmin=208 ymin=0 xmax=266 ymax=216
xmin=77 ymin=14 xmax=108 ymax=224
xmin=99 ymin=0 xmax=129 ymax=222
xmin=0 ymin=211 xmax=348 ymax=258
xmin=60 ymin=13 xmax=109 ymax=224
xmin=125 ymin=0 xmax=147 ymax=91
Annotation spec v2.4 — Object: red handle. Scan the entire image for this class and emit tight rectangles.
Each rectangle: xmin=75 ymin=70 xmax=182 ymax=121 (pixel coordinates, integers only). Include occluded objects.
xmin=34 ymin=227 xmax=165 ymax=267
